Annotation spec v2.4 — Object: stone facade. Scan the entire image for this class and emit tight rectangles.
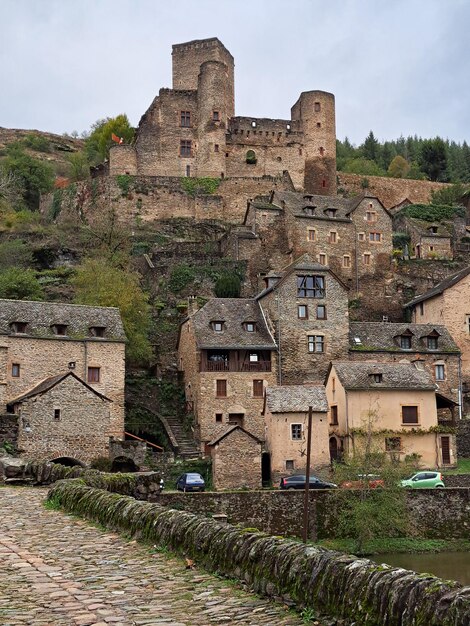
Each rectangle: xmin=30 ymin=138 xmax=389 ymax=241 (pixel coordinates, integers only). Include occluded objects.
xmin=406 ymin=267 xmax=470 ymax=415
xmin=110 ymin=38 xmax=336 ymax=197
xmin=12 ymin=373 xmax=112 ymax=463
xmin=257 ymin=255 xmax=350 ymax=383
xmin=209 ymin=426 xmax=262 ymax=490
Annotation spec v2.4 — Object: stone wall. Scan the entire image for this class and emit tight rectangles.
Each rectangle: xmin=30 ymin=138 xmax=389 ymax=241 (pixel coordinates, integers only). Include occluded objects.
xmin=210 ymin=428 xmax=262 ymax=490
xmin=0 ymin=414 xmax=18 ymax=449
xmin=337 ymin=172 xmax=449 ymax=210
xmin=457 ymin=419 xmax=470 ymax=457
xmin=47 ymin=480 xmax=470 ymax=625
xmin=109 ymin=438 xmax=148 ymax=469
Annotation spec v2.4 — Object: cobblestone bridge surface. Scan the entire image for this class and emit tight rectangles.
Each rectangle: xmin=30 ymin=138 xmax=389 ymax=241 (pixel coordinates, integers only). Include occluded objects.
xmin=0 ymin=487 xmax=312 ymax=626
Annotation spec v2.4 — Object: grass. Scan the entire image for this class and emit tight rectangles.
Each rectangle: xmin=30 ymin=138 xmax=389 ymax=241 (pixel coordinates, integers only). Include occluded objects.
xmin=316 ymin=537 xmax=470 ymax=556
xmin=444 ymin=458 xmax=470 ymax=475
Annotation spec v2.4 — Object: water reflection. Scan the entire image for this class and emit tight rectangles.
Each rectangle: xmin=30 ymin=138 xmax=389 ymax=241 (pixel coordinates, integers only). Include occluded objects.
xmin=372 ymin=552 xmax=470 ymax=586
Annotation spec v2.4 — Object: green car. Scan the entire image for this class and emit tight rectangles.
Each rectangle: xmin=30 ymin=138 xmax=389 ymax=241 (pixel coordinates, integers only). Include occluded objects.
xmin=400 ymin=471 xmax=445 ymax=489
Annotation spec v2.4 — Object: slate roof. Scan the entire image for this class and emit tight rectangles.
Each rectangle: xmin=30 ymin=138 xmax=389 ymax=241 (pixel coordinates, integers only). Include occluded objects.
xmin=331 ymin=361 xmax=436 ymax=391
xmin=407 ymin=218 xmax=451 ymax=238
xmin=269 ymin=191 xmax=389 ymax=221
xmin=191 ymin=298 xmax=276 ymax=349
xmin=265 ymin=385 xmax=328 ymax=413
xmin=208 ymin=424 xmax=263 ymax=446
xmin=404 ymin=266 xmax=470 ymax=308
xmin=8 ymin=371 xmax=111 ymax=405
xmin=0 ymin=299 xmax=126 ymax=341
xmin=349 ymin=322 xmax=459 ymax=353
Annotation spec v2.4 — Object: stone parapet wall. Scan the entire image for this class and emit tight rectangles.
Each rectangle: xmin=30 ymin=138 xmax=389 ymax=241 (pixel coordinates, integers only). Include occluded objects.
xmin=47 ymin=480 xmax=470 ymax=626
xmin=337 ymin=172 xmax=449 ymax=210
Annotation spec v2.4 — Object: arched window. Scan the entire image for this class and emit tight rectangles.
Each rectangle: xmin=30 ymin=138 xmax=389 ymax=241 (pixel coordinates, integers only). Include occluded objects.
xmin=246 ymin=150 xmax=257 ymax=165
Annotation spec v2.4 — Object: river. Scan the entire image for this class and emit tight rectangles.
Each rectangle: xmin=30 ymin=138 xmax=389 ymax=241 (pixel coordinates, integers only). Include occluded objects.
xmin=372 ymin=552 xmax=470 ymax=586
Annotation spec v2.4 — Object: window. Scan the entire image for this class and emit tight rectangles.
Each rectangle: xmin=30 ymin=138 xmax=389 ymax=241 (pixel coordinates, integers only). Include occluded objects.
xmin=329 ymin=231 xmax=337 ymax=244
xmin=343 ymin=255 xmax=351 ymax=268
xmin=358 ymin=232 xmax=365 ymax=242
xmin=52 ymin=324 xmax=67 ymax=336
xmin=87 ymin=367 xmax=100 ymax=383
xmin=228 ymin=413 xmax=244 ymax=426
xmin=419 ymin=302 xmax=425 ymax=316
xmin=316 ymin=305 xmax=326 ymax=320
xmin=251 ymin=120 xmax=257 ymax=128
xmin=314 ymin=102 xmax=321 ymax=112
xmin=385 ymin=437 xmax=401 ymax=451
xmin=54 ymin=409 xmax=61 ymax=421
xmin=180 ymin=111 xmax=191 ymax=127
xmin=366 ymin=211 xmax=377 ymax=222
xmin=291 ymin=424 xmax=302 ymax=440
xmin=244 ymin=322 xmax=256 ymax=332
xmin=322 ymin=179 xmax=326 ymax=188
xmin=180 ymin=140 xmax=192 ymax=157
xmin=286 ymin=459 xmax=295 ymax=470
xmin=214 ymin=144 xmax=219 ymax=153
xmin=211 ymin=321 xmax=224 ymax=332
xmin=11 ymin=363 xmax=20 ymax=378
xmin=400 ymin=335 xmax=412 ymax=349
xmin=249 ymin=353 xmax=259 ymax=363
xmin=185 ymin=164 xmax=191 ymax=177
xmin=246 ymin=150 xmax=257 ymax=164
xmin=402 ymin=406 xmax=419 ymax=425
xmin=213 ymin=111 xmax=220 ymax=122
xmin=363 ymin=253 xmax=371 ymax=266
xmin=330 ymin=405 xmax=338 ymax=425
xmin=369 ymin=232 xmax=382 ymax=242
xmin=253 ymin=379 xmax=264 ymax=398
xmin=89 ymin=326 xmax=105 ymax=338
xmin=319 ymin=147 xmax=325 ymax=156
xmin=307 ymin=229 xmax=316 ymax=241
xmin=216 ymin=379 xmax=227 ymax=397
xmin=298 ymin=305 xmax=308 ymax=320
xmin=326 ymin=208 xmax=337 ymax=217
xmin=435 ymin=364 xmax=445 ymax=381
xmin=11 ymin=322 xmax=27 ymax=334
xmin=304 ymin=206 xmax=316 ymax=216
xmin=372 ymin=373 xmax=383 ymax=383
xmin=316 ymin=122 xmax=321 ymax=128
xmin=427 ymin=336 xmax=438 ymax=350
xmin=297 ymin=275 xmax=325 ymax=298
xmin=318 ymin=253 xmax=327 ymax=265
xmin=308 ymin=335 xmax=324 ymax=353
xmin=215 ymin=413 xmax=223 ymax=423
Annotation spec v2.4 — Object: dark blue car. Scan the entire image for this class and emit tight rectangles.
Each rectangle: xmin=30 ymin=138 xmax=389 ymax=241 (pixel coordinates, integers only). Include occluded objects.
xmin=176 ymin=472 xmax=205 ymax=492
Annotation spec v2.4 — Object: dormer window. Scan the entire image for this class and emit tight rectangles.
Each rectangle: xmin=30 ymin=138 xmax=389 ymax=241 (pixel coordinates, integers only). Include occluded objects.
xmin=429 ymin=226 xmax=438 ymax=234
xmin=10 ymin=322 xmax=27 ymax=334
xmin=244 ymin=322 xmax=256 ymax=332
xmin=400 ymin=335 xmax=412 ymax=350
xmin=52 ymin=324 xmax=68 ymax=336
xmin=266 ymin=277 xmax=280 ymax=288
xmin=371 ymin=373 xmax=383 ymax=383
xmin=353 ymin=337 xmax=362 ymax=345
xmin=211 ymin=321 xmax=224 ymax=332
xmin=89 ymin=326 xmax=106 ymax=338
xmin=303 ymin=206 xmax=316 ymax=215
xmin=326 ymin=208 xmax=337 ymax=218
xmin=426 ymin=333 xmax=439 ymax=350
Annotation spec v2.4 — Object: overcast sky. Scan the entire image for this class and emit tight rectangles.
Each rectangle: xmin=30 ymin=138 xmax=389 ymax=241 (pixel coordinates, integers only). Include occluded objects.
xmin=1 ymin=0 xmax=469 ymax=146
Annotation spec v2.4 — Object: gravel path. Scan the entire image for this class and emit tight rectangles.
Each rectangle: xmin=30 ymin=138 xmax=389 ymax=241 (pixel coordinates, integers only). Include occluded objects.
xmin=0 ymin=487 xmax=311 ymax=626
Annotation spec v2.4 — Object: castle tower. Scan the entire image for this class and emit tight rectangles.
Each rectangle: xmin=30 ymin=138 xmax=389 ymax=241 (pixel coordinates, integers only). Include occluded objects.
xmin=291 ymin=91 xmax=336 ymax=195
xmin=172 ymin=38 xmax=235 ymax=118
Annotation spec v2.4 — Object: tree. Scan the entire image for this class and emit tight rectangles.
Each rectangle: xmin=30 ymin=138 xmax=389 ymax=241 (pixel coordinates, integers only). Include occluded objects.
xmin=1 ymin=144 xmax=55 ymax=211
xmin=0 ymin=268 xmax=43 ymax=300
xmin=85 ymin=114 xmax=135 ymax=164
xmin=68 ymin=152 xmax=89 ymax=181
xmin=362 ymin=131 xmax=379 ymax=161
xmin=72 ymin=259 xmax=152 ymax=364
xmin=387 ymin=155 xmax=410 ymax=179
xmin=342 ymin=157 xmax=385 ymax=177
xmin=419 ymin=138 xmax=449 ymax=182
xmin=214 ymin=273 xmax=241 ymax=298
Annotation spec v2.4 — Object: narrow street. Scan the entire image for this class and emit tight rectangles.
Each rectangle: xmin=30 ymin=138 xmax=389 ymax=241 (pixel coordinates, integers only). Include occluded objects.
xmin=0 ymin=487 xmax=309 ymax=626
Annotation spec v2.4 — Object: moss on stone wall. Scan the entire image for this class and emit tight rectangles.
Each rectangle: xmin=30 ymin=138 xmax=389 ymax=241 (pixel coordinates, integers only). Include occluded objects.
xmin=47 ymin=480 xmax=470 ymax=626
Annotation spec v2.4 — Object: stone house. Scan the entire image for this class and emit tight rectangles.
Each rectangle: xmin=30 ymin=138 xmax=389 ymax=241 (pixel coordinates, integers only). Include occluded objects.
xmin=8 ymin=372 xmax=112 ymax=464
xmin=405 ymin=266 xmax=470 ymax=414
xmin=325 ymin=361 xmax=457 ymax=468
xmin=208 ymin=425 xmax=262 ymax=490
xmin=398 ymin=217 xmax=453 ymax=260
xmin=349 ymin=322 xmax=461 ymax=418
xmin=256 ymin=254 xmax=350 ymax=384
xmin=263 ymin=385 xmax=329 ymax=482
xmin=110 ymin=37 xmax=336 ymax=197
xmin=177 ymin=298 xmax=277 ymax=452
xmin=224 ymin=190 xmax=393 ymax=290
xmin=0 ymin=299 xmax=126 ymax=461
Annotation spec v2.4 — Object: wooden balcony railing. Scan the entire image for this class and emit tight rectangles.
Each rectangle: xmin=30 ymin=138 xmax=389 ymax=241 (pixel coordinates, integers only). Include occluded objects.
xmin=204 ymin=361 xmax=271 ymax=373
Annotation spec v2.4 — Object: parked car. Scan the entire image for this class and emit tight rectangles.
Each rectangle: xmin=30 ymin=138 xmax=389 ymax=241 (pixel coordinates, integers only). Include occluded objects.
xmin=279 ymin=474 xmax=337 ymax=490
xmin=340 ymin=474 xmax=385 ymax=489
xmin=400 ymin=471 xmax=445 ymax=489
xmin=176 ymin=472 xmax=205 ymax=492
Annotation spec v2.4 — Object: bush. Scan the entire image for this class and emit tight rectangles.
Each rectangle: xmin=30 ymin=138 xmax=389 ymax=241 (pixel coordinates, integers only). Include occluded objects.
xmin=180 ymin=177 xmax=221 ymax=197
xmin=214 ymin=273 xmax=241 ymax=298
xmin=168 ymin=265 xmax=196 ymax=293
xmin=400 ymin=203 xmax=466 ymax=222
xmin=0 ymin=267 xmax=44 ymax=300
xmin=89 ymin=456 xmax=113 ymax=472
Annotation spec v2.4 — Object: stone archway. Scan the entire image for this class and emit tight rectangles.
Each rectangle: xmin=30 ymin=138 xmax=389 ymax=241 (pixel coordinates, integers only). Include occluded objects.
xmin=50 ymin=457 xmax=86 ymax=468
xmin=110 ymin=456 xmax=139 ymax=473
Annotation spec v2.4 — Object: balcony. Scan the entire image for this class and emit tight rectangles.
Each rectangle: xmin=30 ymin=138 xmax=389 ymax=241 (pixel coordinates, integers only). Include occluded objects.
xmin=202 ymin=349 xmax=272 ymax=373
xmin=205 ymin=360 xmax=271 ymax=373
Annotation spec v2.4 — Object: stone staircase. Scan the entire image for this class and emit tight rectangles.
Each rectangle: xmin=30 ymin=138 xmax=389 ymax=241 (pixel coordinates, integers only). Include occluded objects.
xmin=164 ymin=415 xmax=201 ymax=459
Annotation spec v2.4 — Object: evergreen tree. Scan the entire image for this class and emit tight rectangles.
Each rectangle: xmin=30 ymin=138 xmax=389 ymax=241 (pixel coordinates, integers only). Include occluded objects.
xmin=362 ymin=131 xmax=379 ymax=161
xmin=419 ymin=138 xmax=449 ymax=182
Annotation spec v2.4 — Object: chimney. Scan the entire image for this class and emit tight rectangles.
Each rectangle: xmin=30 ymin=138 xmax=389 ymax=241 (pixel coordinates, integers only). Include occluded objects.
xmin=187 ymin=296 xmax=199 ymax=316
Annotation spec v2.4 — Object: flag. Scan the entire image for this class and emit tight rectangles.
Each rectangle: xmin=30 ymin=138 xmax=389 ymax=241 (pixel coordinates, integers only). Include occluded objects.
xmin=111 ymin=133 xmax=123 ymax=144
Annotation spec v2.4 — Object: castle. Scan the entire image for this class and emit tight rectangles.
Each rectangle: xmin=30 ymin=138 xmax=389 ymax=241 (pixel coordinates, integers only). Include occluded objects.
xmin=110 ymin=37 xmax=336 ymax=196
